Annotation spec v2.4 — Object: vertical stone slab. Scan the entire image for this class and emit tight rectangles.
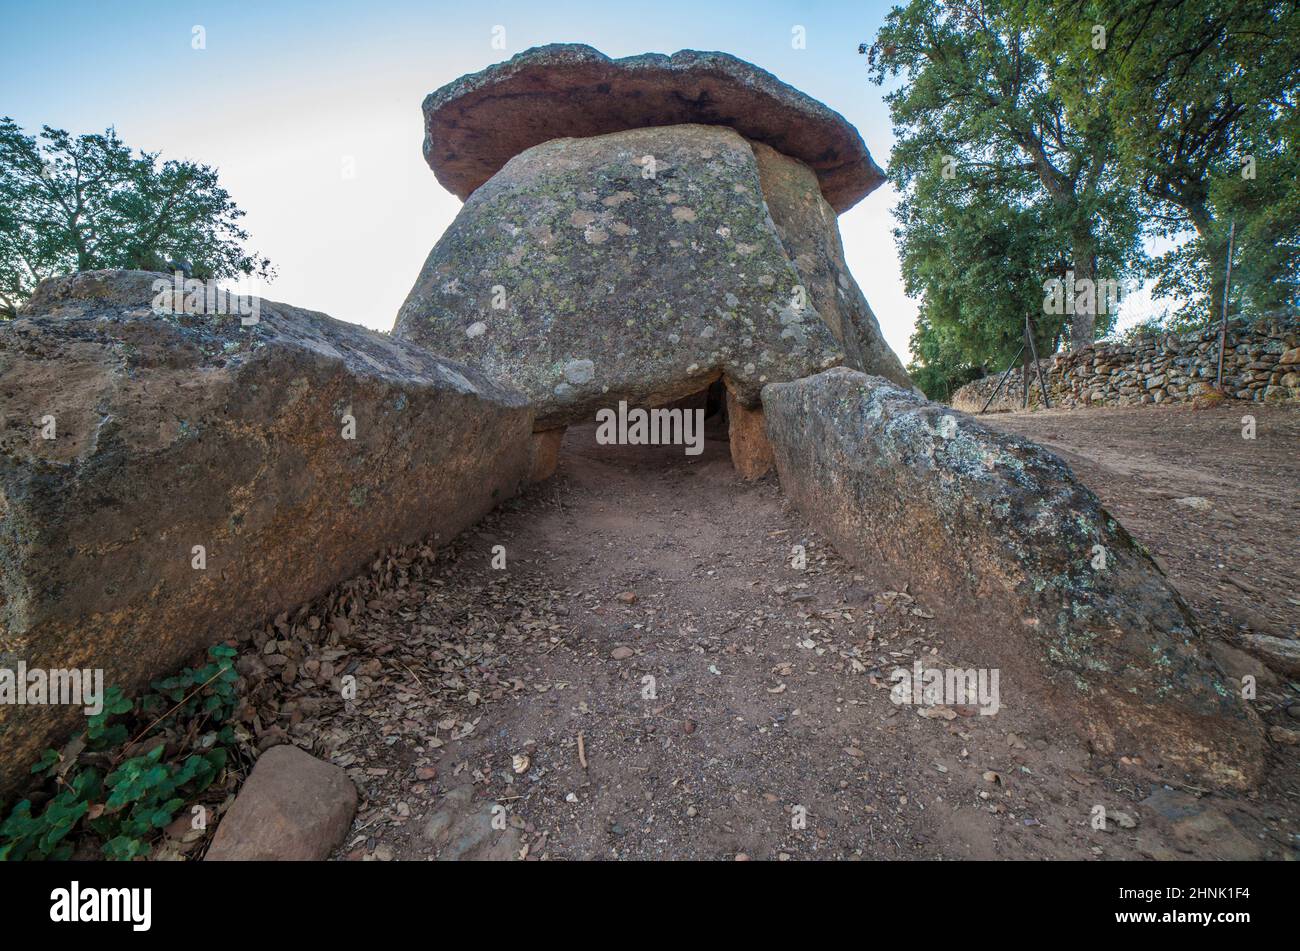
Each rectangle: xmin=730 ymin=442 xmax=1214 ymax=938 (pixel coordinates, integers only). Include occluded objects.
xmin=763 ymin=368 xmax=1262 ymax=789
xmin=529 ymin=428 xmax=566 ymax=482
xmin=725 ymin=388 xmax=773 ymax=480
xmin=0 ymin=271 xmax=534 ymax=804
xmin=749 ymin=141 xmax=912 ymax=390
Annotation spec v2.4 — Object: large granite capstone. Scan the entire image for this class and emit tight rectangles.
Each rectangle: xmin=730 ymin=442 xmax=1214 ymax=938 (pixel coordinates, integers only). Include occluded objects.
xmin=0 ymin=271 xmax=533 ymax=804
xmin=395 ymin=123 xmax=909 ymax=430
xmin=422 ymin=44 xmax=885 ymax=214
xmin=763 ymin=368 xmax=1262 ymax=789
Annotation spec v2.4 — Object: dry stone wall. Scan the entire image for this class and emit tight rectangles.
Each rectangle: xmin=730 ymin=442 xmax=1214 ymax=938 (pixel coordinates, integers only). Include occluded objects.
xmin=951 ymin=317 xmax=1300 ymax=413
xmin=948 ymin=359 xmax=1053 ymax=414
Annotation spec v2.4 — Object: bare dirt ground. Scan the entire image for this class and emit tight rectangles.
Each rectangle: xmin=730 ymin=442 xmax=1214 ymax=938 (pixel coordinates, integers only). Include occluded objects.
xmin=233 ymin=405 xmax=1298 ymax=861
xmin=984 ymin=404 xmax=1299 ymax=645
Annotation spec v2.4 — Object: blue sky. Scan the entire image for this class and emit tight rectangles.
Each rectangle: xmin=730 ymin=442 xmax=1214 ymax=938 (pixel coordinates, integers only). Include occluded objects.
xmin=1 ymin=0 xmax=1154 ymax=357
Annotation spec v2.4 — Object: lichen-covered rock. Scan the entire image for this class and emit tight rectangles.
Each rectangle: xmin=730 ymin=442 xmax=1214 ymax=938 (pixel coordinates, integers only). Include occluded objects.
xmin=395 ymin=123 xmax=851 ymax=429
xmin=763 ymin=368 xmax=1262 ymax=788
xmin=0 ymin=270 xmax=532 ymax=804
xmin=421 ymin=44 xmax=885 ymax=214
xmin=749 ymin=141 xmax=911 ymax=389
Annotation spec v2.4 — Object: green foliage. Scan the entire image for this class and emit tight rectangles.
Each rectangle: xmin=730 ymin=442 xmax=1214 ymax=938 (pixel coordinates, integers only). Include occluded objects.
xmin=866 ymin=0 xmax=1297 ymax=376
xmin=898 ymin=175 xmax=1060 ymax=399
xmin=866 ymin=0 xmax=1145 ymax=363
xmin=1022 ymin=0 xmax=1300 ymax=319
xmin=0 ymin=644 xmax=239 ymax=861
xmin=1154 ymin=107 xmax=1300 ymax=318
xmin=0 ymin=118 xmax=274 ymax=317
xmin=907 ymin=315 xmax=986 ymax=401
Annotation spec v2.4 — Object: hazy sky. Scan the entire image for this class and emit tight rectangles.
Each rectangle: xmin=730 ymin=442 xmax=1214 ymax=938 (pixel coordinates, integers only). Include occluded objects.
xmin=1 ymin=0 xmax=1158 ymax=358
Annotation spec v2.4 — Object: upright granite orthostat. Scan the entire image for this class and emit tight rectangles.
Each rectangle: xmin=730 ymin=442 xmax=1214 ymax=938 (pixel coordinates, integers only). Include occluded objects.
xmin=0 ymin=271 xmax=534 ymax=803
xmin=395 ymin=44 xmax=912 ymax=475
xmin=763 ymin=368 xmax=1262 ymax=789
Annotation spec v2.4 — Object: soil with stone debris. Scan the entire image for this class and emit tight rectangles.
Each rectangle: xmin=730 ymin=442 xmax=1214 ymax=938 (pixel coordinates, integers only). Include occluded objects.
xmin=227 ymin=406 xmax=1298 ymax=861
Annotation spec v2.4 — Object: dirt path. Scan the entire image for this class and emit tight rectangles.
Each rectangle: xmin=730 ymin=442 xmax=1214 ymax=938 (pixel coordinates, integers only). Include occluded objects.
xmin=982 ymin=404 xmax=1299 ymax=644
xmin=236 ymin=406 xmax=1298 ymax=861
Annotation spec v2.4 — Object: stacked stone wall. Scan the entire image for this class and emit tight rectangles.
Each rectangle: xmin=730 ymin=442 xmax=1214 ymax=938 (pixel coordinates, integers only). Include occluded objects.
xmin=950 ymin=317 xmax=1300 ymax=412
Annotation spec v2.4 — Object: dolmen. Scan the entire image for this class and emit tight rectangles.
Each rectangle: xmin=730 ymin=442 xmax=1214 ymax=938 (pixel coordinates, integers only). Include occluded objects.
xmin=394 ymin=45 xmax=1262 ymax=787
xmin=393 ymin=45 xmax=914 ymax=477
xmin=0 ymin=46 xmax=1262 ymax=808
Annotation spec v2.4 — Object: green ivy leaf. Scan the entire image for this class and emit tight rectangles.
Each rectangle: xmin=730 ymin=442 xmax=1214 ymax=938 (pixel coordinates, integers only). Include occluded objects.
xmin=30 ymin=749 xmax=59 ymax=774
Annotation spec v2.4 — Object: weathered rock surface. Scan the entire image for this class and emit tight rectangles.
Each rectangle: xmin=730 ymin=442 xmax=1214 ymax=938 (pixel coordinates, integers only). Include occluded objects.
xmin=205 ymin=744 xmax=357 ymax=860
xmin=750 ymin=141 xmax=910 ymax=389
xmin=1137 ymin=786 xmax=1260 ymax=860
xmin=725 ymin=388 xmax=773 ymax=480
xmin=763 ymin=368 xmax=1262 ymax=788
xmin=421 ymin=784 xmax=522 ymax=861
xmin=422 ymin=44 xmax=885 ymax=214
xmin=1241 ymin=633 xmax=1300 ymax=678
xmin=1210 ymin=639 xmax=1278 ymax=689
xmin=528 ymin=428 xmax=565 ymax=482
xmin=396 ymin=123 xmax=906 ymax=430
xmin=0 ymin=270 xmax=532 ymax=803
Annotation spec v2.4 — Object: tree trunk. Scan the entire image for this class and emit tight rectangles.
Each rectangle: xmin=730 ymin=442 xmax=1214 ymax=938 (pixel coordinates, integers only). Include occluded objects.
xmin=1021 ymin=343 xmax=1030 ymax=409
xmin=1069 ymin=225 xmax=1098 ymax=351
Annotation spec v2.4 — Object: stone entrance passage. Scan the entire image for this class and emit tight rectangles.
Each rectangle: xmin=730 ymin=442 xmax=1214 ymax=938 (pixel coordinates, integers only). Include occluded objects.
xmin=534 ymin=380 xmax=745 ymax=482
